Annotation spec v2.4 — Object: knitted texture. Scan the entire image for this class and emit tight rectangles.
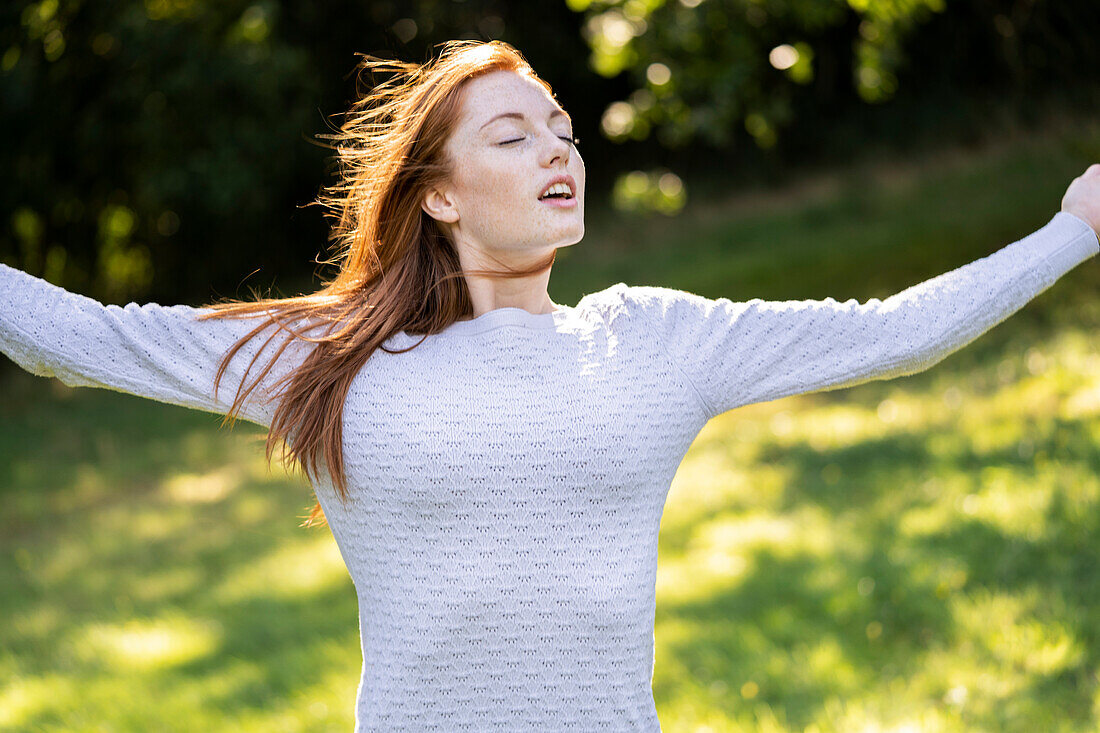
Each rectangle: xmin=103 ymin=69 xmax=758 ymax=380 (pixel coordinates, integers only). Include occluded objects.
xmin=1 ymin=211 xmax=1096 ymax=731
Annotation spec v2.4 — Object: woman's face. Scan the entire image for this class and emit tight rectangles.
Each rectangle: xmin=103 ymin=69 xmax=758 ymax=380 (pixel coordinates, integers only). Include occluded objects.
xmin=423 ymin=70 xmax=585 ymax=258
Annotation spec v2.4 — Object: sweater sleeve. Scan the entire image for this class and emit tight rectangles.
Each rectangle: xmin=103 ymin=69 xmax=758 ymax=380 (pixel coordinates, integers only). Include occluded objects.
xmin=624 ymin=211 xmax=1100 ymax=421
xmin=0 ymin=263 xmax=319 ymax=428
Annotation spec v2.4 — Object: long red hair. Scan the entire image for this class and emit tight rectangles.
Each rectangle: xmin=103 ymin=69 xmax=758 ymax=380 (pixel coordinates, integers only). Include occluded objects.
xmin=194 ymin=40 xmax=558 ymax=528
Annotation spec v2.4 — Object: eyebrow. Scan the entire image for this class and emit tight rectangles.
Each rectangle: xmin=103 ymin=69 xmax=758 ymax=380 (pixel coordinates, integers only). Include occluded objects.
xmin=479 ymin=109 xmax=570 ymax=130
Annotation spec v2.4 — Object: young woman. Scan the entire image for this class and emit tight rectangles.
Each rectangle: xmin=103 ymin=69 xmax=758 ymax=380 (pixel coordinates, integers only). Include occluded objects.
xmin=2 ymin=39 xmax=1098 ymax=731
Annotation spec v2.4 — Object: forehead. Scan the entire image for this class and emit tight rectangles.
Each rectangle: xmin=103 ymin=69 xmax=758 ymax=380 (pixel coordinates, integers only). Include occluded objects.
xmin=457 ymin=70 xmax=563 ymax=126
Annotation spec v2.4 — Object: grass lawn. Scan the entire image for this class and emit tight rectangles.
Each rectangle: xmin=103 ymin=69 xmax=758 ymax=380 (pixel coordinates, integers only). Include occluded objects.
xmin=2 ymin=114 xmax=1099 ymax=731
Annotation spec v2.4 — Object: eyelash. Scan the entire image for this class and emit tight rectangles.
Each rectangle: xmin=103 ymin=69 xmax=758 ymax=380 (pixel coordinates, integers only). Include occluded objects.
xmin=499 ymin=136 xmax=580 ymax=147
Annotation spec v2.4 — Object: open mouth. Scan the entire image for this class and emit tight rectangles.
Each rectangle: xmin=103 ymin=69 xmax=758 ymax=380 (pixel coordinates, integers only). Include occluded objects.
xmin=538 ymin=182 xmax=575 ymax=201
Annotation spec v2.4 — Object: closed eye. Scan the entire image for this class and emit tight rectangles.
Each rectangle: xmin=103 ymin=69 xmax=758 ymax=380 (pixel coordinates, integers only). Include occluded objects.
xmin=497 ymin=136 xmax=579 ymax=146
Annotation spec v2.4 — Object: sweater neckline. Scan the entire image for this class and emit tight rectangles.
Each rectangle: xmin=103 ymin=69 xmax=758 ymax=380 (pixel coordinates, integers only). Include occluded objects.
xmin=399 ymin=305 xmax=572 ymax=338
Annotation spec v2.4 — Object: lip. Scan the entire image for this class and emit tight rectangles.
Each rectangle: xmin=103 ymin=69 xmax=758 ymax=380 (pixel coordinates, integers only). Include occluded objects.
xmin=537 ymin=174 xmax=577 ymax=202
xmin=540 ymin=195 xmax=577 ymax=209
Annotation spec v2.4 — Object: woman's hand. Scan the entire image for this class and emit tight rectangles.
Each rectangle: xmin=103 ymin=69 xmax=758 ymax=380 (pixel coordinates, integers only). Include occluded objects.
xmin=1061 ymin=163 xmax=1100 ymax=234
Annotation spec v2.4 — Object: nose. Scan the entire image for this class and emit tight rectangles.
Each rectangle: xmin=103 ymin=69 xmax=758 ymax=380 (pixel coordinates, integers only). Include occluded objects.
xmin=540 ymin=129 xmax=571 ymax=168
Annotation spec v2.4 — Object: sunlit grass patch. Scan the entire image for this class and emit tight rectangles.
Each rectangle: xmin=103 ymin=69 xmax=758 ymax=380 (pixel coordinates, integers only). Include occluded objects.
xmin=656 ymin=310 xmax=1099 ymax=730
xmin=953 ymin=589 xmax=1084 ymax=679
xmin=160 ymin=465 xmax=243 ymax=504
xmin=644 ymin=129 xmax=1099 ymax=728
xmin=72 ymin=614 xmax=223 ymax=671
xmin=210 ymin=532 xmax=350 ymax=603
xmin=0 ymin=673 xmax=77 ymax=731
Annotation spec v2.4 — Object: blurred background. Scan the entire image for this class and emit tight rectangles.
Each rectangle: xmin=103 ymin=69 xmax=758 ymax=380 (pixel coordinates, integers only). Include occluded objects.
xmin=2 ymin=0 xmax=1099 ymax=302
xmin=3 ymin=1 xmax=1100 ymax=731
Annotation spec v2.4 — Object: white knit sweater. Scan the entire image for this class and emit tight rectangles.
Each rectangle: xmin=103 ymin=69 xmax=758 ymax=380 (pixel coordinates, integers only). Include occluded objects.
xmin=1 ymin=211 xmax=1097 ymax=731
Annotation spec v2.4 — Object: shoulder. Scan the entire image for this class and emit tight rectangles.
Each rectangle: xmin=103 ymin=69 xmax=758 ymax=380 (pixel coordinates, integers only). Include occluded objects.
xmin=603 ymin=282 xmax=724 ymax=323
xmin=575 ymin=282 xmax=722 ymax=340
xmin=578 ymin=282 xmax=701 ymax=313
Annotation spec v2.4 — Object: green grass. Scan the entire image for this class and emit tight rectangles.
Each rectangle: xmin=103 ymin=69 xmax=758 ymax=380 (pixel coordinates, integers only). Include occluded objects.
xmin=3 ymin=115 xmax=1100 ymax=731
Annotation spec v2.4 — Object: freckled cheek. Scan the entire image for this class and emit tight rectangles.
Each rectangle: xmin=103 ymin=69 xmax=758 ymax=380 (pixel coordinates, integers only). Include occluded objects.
xmin=461 ymin=181 xmax=532 ymax=237
xmin=467 ymin=174 xmax=528 ymax=214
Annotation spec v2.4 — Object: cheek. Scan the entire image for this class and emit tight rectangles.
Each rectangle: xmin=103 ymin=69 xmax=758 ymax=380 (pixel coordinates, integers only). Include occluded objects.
xmin=458 ymin=164 xmax=527 ymax=214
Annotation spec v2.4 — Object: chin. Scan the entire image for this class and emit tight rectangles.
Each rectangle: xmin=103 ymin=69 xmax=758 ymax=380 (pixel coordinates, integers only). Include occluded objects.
xmin=551 ymin=222 xmax=584 ymax=248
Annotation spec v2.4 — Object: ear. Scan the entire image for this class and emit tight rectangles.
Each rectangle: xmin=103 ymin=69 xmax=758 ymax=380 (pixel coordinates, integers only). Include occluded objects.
xmin=421 ymin=185 xmax=460 ymax=224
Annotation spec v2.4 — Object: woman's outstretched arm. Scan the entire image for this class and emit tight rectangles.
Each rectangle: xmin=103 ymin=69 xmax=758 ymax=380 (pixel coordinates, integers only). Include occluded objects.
xmin=0 ymin=265 xmax=315 ymax=428
xmin=622 ymin=207 xmax=1098 ymax=422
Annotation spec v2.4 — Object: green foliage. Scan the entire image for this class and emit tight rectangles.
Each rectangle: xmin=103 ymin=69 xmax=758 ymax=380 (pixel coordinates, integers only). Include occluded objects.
xmin=0 ymin=1 xmax=610 ymax=304
xmin=611 ymin=168 xmax=687 ymax=215
xmin=1 ymin=0 xmax=321 ymax=301
xmin=569 ymin=0 xmax=1100 ymax=171
xmin=574 ymin=0 xmax=947 ymax=152
xmin=3 ymin=0 xmax=1098 ymax=299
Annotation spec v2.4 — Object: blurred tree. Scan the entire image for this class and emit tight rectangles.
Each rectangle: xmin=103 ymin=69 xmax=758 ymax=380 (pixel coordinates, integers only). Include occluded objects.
xmin=0 ymin=0 xmax=605 ymax=302
xmin=567 ymin=0 xmax=948 ymax=153
xmin=2 ymin=0 xmax=1098 ymax=299
xmin=568 ymin=0 xmax=1100 ymax=157
xmin=1 ymin=0 xmax=321 ymax=301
